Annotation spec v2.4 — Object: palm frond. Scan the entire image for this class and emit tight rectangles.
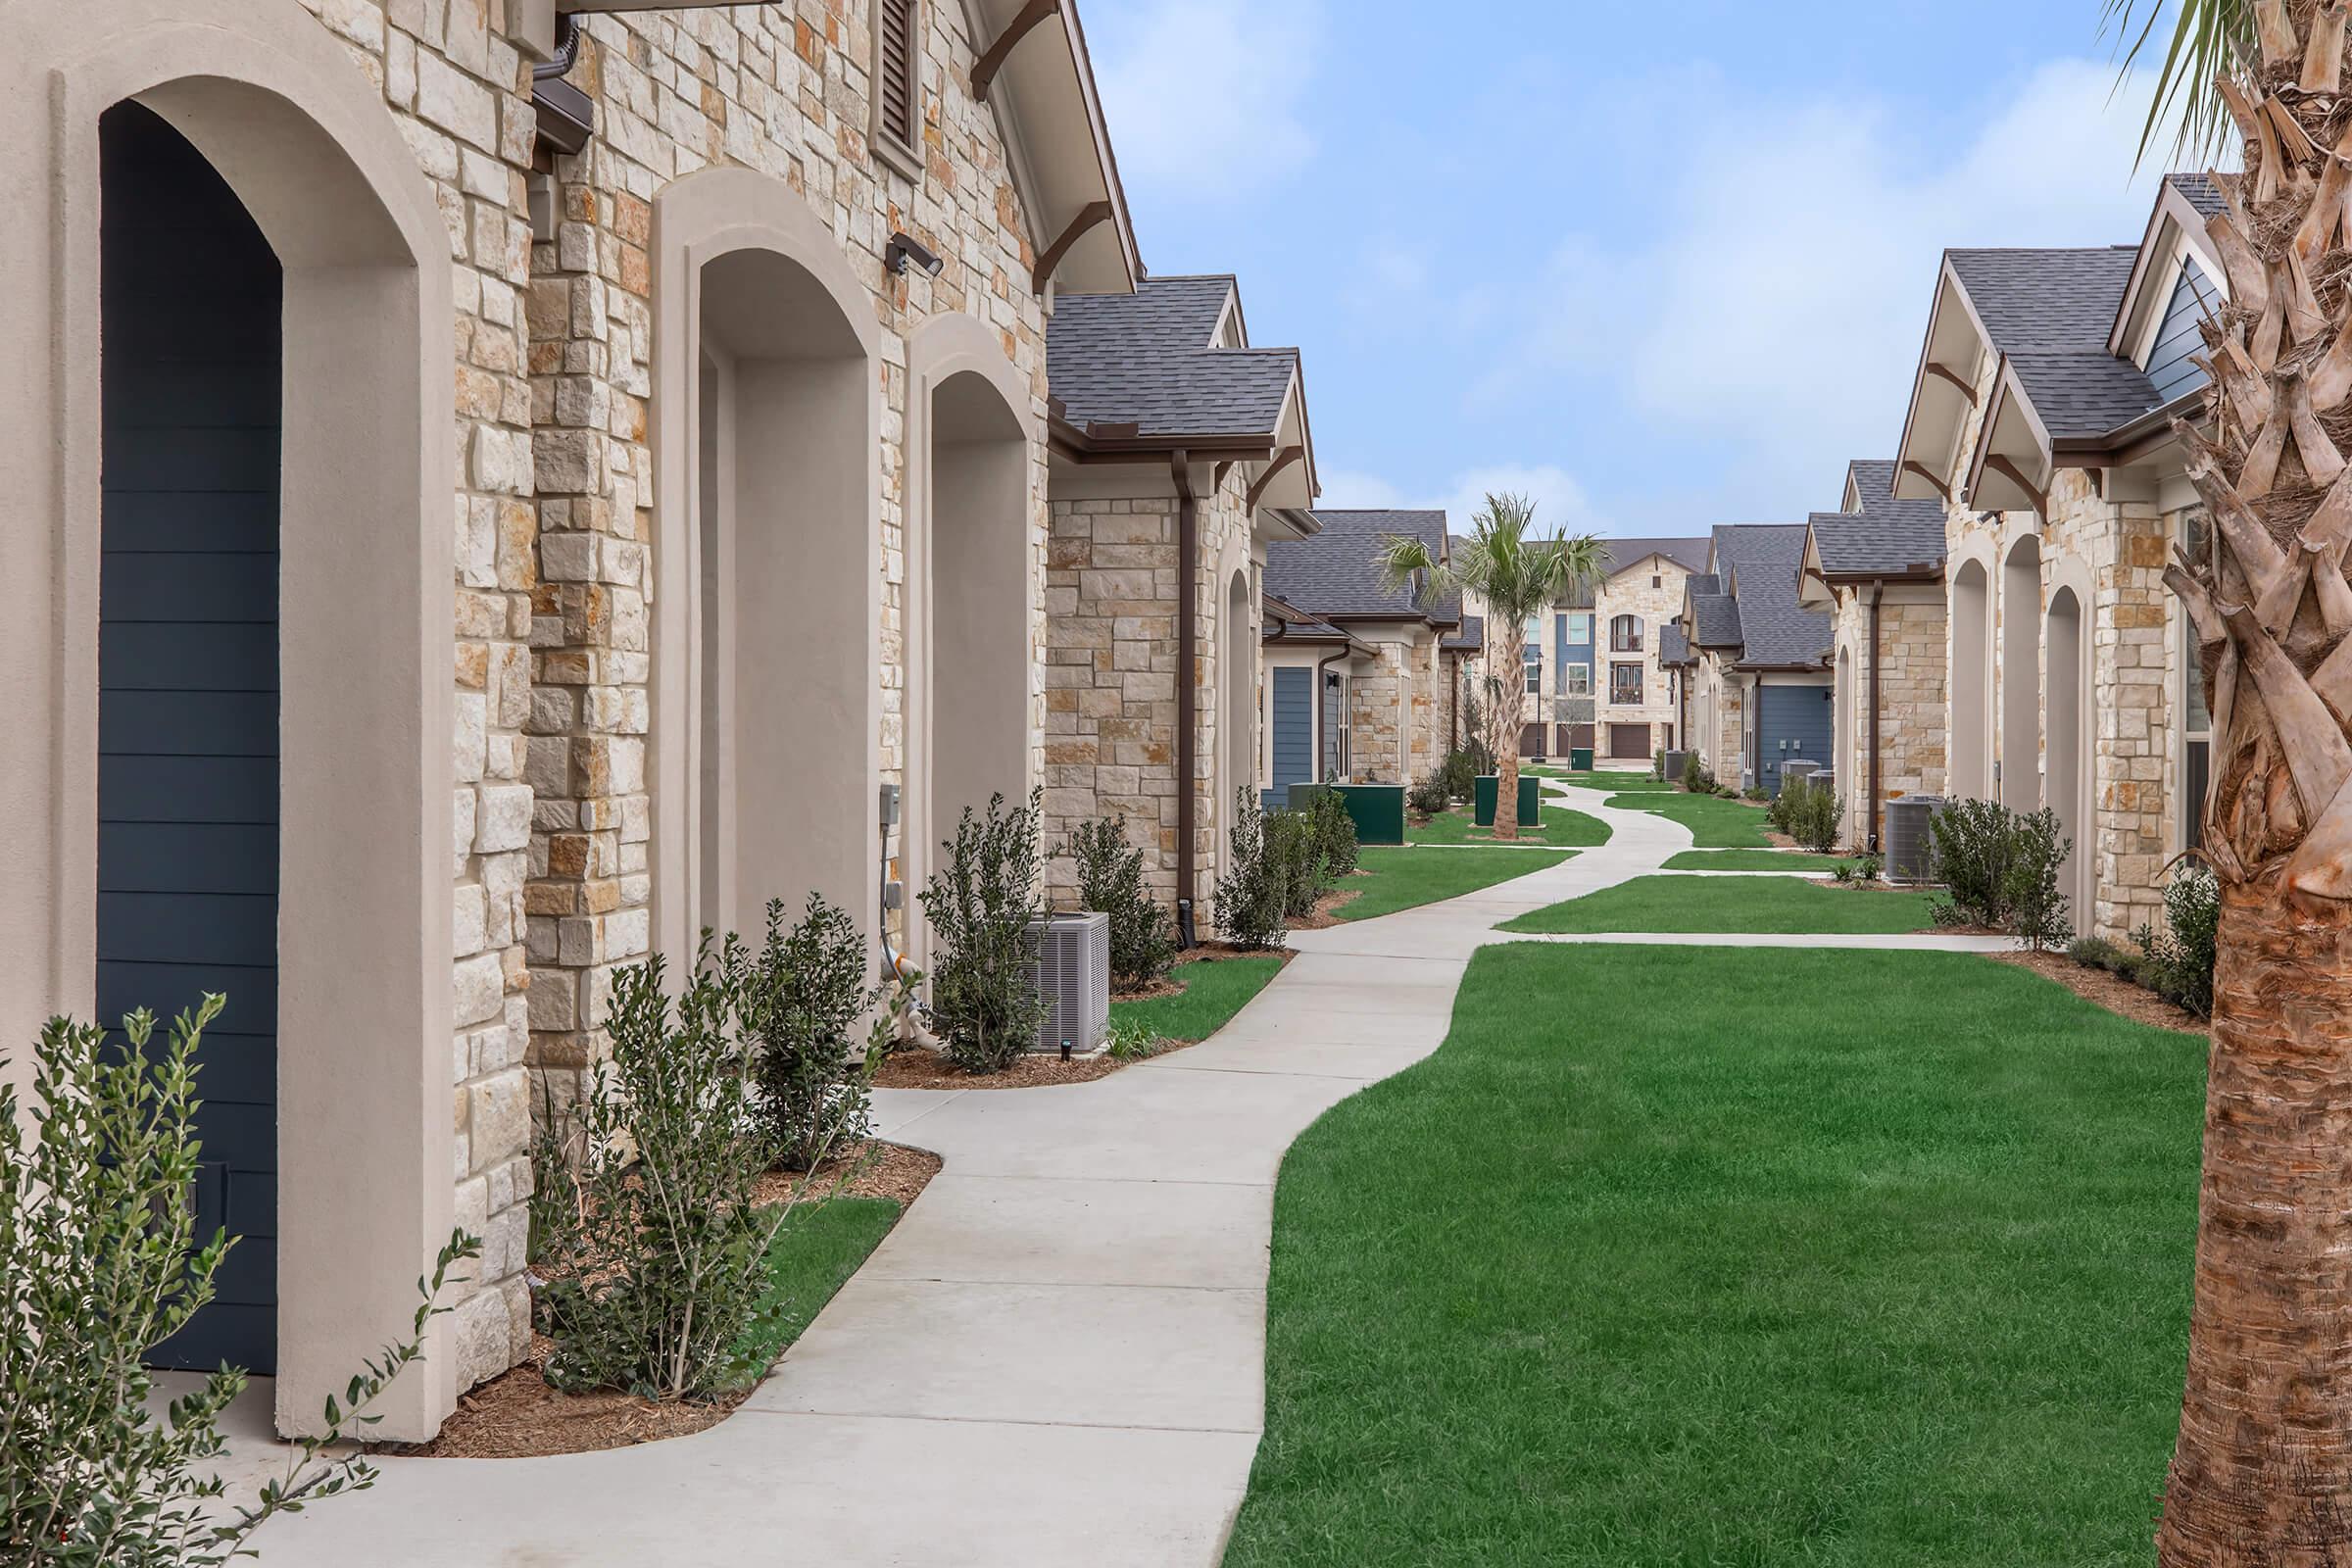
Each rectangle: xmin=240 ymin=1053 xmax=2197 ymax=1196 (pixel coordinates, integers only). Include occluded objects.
xmin=2104 ymin=0 xmax=2257 ymax=168
xmin=1374 ymin=532 xmax=1454 ymax=609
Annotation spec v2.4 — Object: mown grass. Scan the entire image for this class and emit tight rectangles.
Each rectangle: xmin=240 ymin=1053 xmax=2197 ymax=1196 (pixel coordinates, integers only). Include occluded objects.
xmin=1108 ymin=954 xmax=1285 ymax=1042
xmin=1544 ymin=769 xmax=1676 ymax=792
xmin=1408 ymin=803 xmax=1611 ymax=848
xmin=1498 ymin=873 xmax=1938 ymax=934
xmin=1662 ymin=848 xmax=1852 ymax=871
xmin=1334 ymin=847 xmax=1572 ymax=922
xmin=1606 ymin=788 xmax=1774 ymax=847
xmin=1223 ymin=943 xmax=2201 ymax=1567
xmin=740 ymin=1196 xmax=905 ymax=1374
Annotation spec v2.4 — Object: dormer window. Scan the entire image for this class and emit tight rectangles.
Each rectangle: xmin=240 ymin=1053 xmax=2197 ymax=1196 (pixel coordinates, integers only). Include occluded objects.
xmin=871 ymin=0 xmax=923 ymax=181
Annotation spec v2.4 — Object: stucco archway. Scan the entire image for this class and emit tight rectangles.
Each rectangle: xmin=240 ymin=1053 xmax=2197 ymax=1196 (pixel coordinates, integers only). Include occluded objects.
xmin=905 ymin=313 xmax=1035 ymax=966
xmin=2046 ymin=584 xmax=2089 ymax=920
xmin=4 ymin=0 xmax=457 ymax=1442
xmin=651 ymin=168 xmax=882 ymax=970
xmin=1950 ymin=556 xmax=1991 ymax=801
xmin=1220 ymin=564 xmax=1255 ymax=859
xmin=1836 ymin=644 xmax=1854 ymax=823
xmin=2000 ymin=535 xmax=2042 ymax=811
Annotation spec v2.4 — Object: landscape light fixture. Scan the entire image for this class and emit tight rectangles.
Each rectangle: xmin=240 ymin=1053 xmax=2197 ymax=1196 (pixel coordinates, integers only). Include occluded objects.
xmin=886 ymin=232 xmax=944 ymax=277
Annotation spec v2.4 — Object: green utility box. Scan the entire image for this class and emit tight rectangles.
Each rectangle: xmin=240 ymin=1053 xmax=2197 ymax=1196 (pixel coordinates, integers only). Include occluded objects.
xmin=1569 ymin=747 xmax=1594 ymax=771
xmin=1328 ymin=782 xmax=1405 ymax=845
xmin=1474 ymin=774 xmax=1543 ymax=827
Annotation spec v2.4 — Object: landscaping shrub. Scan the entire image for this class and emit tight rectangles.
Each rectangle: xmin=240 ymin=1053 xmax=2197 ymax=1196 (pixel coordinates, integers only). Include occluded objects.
xmin=2004 ymin=807 xmax=2074 ymax=952
xmin=1441 ymin=748 xmax=1480 ymax=801
xmin=1306 ymin=787 xmax=1360 ymax=879
xmin=2070 ymin=935 xmax=2134 ymax=973
xmin=1104 ymin=1017 xmax=1170 ymax=1062
xmin=1266 ymin=808 xmax=1330 ymax=919
xmin=918 ymin=788 xmax=1051 ymax=1073
xmin=1215 ymin=787 xmax=1289 ymax=951
xmin=1831 ymin=860 xmax=1857 ymax=884
xmin=1929 ymin=798 xmax=2018 ymax=927
xmin=1781 ymin=777 xmax=1846 ymax=855
xmin=2133 ymin=863 xmax=2220 ymax=1017
xmin=1681 ymin=753 xmax=1712 ymax=794
xmin=1742 ymin=786 xmax=1768 ymax=803
xmin=1066 ymin=815 xmax=1177 ymax=992
xmin=532 ymin=942 xmax=794 ymax=1400
xmin=725 ymin=894 xmax=881 ymax=1171
xmin=4 ymin=996 xmax=476 ymax=1565
xmin=1407 ymin=769 xmax=1451 ymax=818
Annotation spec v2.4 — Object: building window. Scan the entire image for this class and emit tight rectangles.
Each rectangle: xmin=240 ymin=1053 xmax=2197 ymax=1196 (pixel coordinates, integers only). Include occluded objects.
xmin=1566 ymin=612 xmax=1592 ymax=643
xmin=2181 ymin=508 xmax=2211 ymax=851
xmin=1650 ymin=573 xmax=1662 ymax=588
xmin=870 ymin=0 xmax=924 ymax=179
xmin=1524 ymin=643 xmax=1542 ymax=695
xmin=1610 ymin=613 xmax=1642 ymax=653
xmin=1609 ymin=662 xmax=1643 ymax=706
xmin=1562 ymin=663 xmax=1592 ymax=697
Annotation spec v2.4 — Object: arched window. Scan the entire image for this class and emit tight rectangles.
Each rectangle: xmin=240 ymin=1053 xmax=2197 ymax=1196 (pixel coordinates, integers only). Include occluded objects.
xmin=1610 ymin=613 xmax=1642 ymax=653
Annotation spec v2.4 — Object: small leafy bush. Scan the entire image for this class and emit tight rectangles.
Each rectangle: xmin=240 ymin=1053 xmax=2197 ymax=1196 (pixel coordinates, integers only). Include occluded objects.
xmin=532 ymin=941 xmax=793 ymax=1400
xmin=919 ymin=789 xmax=1050 ymax=1073
xmin=1929 ymin=798 xmax=2018 ymax=927
xmin=1441 ymin=748 xmax=1480 ymax=801
xmin=1856 ymin=854 xmax=1883 ymax=883
xmin=1104 ymin=1017 xmax=1170 ymax=1062
xmin=1650 ymin=753 xmax=1665 ymax=781
xmin=2004 ymin=807 xmax=2074 ymax=952
xmin=1831 ymin=860 xmax=1857 ymax=884
xmin=1681 ymin=753 xmax=1712 ymax=794
xmin=1407 ymin=770 xmax=1451 ymax=817
xmin=6 ymin=997 xmax=475 ymax=1564
xmin=1781 ymin=777 xmax=1845 ymax=855
xmin=1265 ymin=808 xmax=1330 ymax=919
xmin=1743 ymin=786 xmax=1768 ymax=803
xmin=1215 ymin=787 xmax=1289 ymax=951
xmin=2070 ymin=935 xmax=2133 ymax=972
xmin=2133 ymin=863 xmax=2220 ymax=1017
xmin=1067 ymin=815 xmax=1177 ymax=992
xmin=1306 ymin=787 xmax=1360 ymax=879
xmin=726 ymin=894 xmax=880 ymax=1171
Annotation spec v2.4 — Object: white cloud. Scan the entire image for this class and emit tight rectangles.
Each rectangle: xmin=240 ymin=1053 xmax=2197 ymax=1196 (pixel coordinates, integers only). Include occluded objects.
xmin=1091 ymin=0 xmax=1321 ymax=201
xmin=1487 ymin=59 xmax=2198 ymax=506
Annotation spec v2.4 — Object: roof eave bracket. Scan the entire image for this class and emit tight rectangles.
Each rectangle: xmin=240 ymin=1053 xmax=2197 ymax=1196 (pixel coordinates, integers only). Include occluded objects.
xmin=972 ymin=0 xmax=1062 ymax=102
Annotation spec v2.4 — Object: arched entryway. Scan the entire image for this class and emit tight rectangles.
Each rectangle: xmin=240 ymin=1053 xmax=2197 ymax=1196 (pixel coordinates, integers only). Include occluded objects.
xmin=1835 ymin=644 xmax=1854 ymax=820
xmin=7 ymin=0 xmax=458 ymax=1441
xmin=2046 ymin=585 xmax=2088 ymax=919
xmin=2000 ymin=535 xmax=2042 ymax=811
xmin=1951 ymin=559 xmax=1990 ymax=800
xmin=652 ymin=169 xmax=882 ymax=969
xmin=905 ymin=313 xmax=1034 ymax=966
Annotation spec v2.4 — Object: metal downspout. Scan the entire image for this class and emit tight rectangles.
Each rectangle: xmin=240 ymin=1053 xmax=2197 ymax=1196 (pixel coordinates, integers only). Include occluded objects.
xmin=1867 ymin=581 xmax=1885 ymax=855
xmin=1317 ymin=648 xmax=1347 ymax=780
xmin=1173 ymin=451 xmax=1198 ymax=926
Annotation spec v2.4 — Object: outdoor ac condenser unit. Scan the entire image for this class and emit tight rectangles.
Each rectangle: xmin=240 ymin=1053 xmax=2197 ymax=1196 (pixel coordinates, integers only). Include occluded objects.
xmin=1027 ymin=910 xmax=1109 ymax=1054
xmin=1661 ymin=749 xmax=1687 ymax=781
xmin=1782 ymin=760 xmax=1820 ymax=794
xmin=1886 ymin=795 xmax=1941 ymax=885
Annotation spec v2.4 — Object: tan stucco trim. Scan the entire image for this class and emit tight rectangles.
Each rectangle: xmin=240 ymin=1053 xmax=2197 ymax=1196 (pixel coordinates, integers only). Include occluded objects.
xmin=904 ymin=311 xmax=1037 ymax=970
xmin=650 ymin=166 xmax=884 ymax=973
xmin=7 ymin=0 xmax=458 ymax=1442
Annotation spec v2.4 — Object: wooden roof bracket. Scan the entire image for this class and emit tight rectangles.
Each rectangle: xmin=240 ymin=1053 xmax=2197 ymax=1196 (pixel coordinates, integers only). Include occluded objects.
xmin=972 ymin=0 xmax=1062 ymax=102
xmin=1924 ymin=361 xmax=1980 ymax=406
xmin=1244 ymin=444 xmax=1305 ymax=510
xmin=1983 ymin=454 xmax=2049 ymax=517
xmin=1899 ymin=460 xmax=1951 ymax=501
xmin=1032 ymin=198 xmax=1112 ymax=293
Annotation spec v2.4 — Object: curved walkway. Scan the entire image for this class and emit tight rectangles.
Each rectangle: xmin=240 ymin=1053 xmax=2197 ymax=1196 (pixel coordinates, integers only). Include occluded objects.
xmin=254 ymin=786 xmax=1969 ymax=1566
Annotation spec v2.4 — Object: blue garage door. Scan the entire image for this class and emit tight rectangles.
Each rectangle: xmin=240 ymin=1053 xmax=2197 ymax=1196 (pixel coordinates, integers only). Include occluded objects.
xmin=101 ymin=104 xmax=283 ymax=1374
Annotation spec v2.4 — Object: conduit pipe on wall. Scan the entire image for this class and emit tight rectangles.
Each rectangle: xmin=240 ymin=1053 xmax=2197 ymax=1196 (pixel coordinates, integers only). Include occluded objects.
xmin=1173 ymin=449 xmax=1198 ymax=930
xmin=1318 ymin=648 xmax=1348 ymax=780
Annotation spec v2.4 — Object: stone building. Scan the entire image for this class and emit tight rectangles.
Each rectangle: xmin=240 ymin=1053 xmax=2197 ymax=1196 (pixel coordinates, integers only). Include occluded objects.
xmin=1040 ymin=273 xmax=1319 ymax=920
xmin=1798 ymin=460 xmax=1950 ymax=852
xmin=3 ymin=0 xmax=1139 ymax=1441
xmin=1261 ymin=511 xmax=1458 ymax=789
xmin=1677 ymin=525 xmax=1834 ymax=794
xmin=1889 ymin=174 xmax=2220 ymax=940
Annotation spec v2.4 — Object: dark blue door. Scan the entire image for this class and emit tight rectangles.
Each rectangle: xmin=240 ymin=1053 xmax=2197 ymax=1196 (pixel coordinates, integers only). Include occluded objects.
xmin=101 ymin=104 xmax=283 ymax=1374
xmin=1271 ymin=667 xmax=1314 ymax=795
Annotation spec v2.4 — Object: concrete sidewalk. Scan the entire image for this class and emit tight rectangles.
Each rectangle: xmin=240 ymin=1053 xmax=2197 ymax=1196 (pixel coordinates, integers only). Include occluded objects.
xmin=249 ymin=784 xmax=1984 ymax=1566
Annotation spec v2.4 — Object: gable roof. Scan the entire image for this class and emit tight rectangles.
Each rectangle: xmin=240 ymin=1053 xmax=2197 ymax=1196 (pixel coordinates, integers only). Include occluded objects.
xmin=1656 ymin=620 xmax=1692 ymax=668
xmin=1598 ymin=535 xmax=1711 ymax=579
xmin=1442 ymin=613 xmax=1484 ymax=653
xmin=1050 ymin=275 xmax=1300 ymax=440
xmin=1711 ymin=523 xmax=1829 ymax=669
xmin=1806 ymin=459 xmax=1948 ymax=581
xmin=2166 ymin=172 xmax=2223 ymax=221
xmin=1265 ymin=510 xmax=1452 ymax=622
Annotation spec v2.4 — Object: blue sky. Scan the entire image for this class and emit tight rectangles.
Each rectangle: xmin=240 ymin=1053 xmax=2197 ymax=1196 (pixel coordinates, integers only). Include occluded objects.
xmin=1083 ymin=0 xmax=2186 ymax=538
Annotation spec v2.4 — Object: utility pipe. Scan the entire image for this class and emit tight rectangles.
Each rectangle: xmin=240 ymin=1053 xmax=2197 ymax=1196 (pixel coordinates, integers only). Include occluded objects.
xmin=1867 ymin=580 xmax=1886 ymax=855
xmin=1172 ymin=450 xmax=1198 ymax=929
xmin=1316 ymin=648 xmax=1348 ymax=780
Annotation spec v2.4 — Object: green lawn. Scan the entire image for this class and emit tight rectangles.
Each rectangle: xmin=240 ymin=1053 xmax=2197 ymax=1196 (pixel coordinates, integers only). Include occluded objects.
xmin=1224 ymin=944 xmax=2202 ymax=1567
xmin=740 ymin=1195 xmax=905 ymax=1377
xmin=1109 ymin=954 xmax=1285 ymax=1042
xmin=1544 ymin=769 xmax=1675 ymax=792
xmin=1335 ymin=847 xmax=1572 ymax=922
xmin=1409 ymin=803 xmax=1611 ymax=848
xmin=1499 ymin=873 xmax=1938 ymax=934
xmin=1607 ymin=788 xmax=1774 ymax=847
xmin=1663 ymin=848 xmax=1853 ymax=871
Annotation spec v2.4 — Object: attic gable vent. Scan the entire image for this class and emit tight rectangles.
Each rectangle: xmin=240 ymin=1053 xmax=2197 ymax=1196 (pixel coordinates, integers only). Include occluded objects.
xmin=873 ymin=0 xmax=922 ymax=175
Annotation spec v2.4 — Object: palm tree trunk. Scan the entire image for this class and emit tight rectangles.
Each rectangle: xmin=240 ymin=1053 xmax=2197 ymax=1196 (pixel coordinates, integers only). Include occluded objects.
xmin=2161 ymin=873 xmax=2352 ymax=1564
xmin=1494 ymin=612 xmax=1524 ymax=840
xmin=2158 ymin=7 xmax=2352 ymax=1555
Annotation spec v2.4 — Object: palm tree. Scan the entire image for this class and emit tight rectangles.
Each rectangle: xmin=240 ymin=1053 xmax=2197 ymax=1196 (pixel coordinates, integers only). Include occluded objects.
xmin=1376 ymin=495 xmax=1604 ymax=840
xmin=2114 ymin=3 xmax=2352 ymax=1558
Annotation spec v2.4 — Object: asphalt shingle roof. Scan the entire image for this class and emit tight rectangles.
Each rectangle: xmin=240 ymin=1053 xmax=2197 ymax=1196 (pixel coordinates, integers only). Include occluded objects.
xmin=1049 ymin=275 xmax=1298 ymax=439
xmin=1713 ymin=523 xmax=1829 ymax=669
xmin=1598 ymin=536 xmax=1711 ymax=578
xmin=1809 ymin=459 xmax=1948 ymax=577
xmin=2167 ymin=172 xmax=2223 ymax=220
xmin=1688 ymin=593 xmax=1743 ymax=650
xmin=1656 ymin=621 xmax=1691 ymax=667
xmin=1442 ymin=613 xmax=1484 ymax=652
xmin=1266 ymin=510 xmax=1451 ymax=621
xmin=1944 ymin=246 xmax=2163 ymax=440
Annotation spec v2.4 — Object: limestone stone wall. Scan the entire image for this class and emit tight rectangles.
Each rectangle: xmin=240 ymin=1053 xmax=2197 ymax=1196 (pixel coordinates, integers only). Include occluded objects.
xmin=1041 ymin=474 xmax=1256 ymax=912
xmin=1690 ymin=651 xmax=1742 ymax=781
xmin=1347 ymin=636 xmax=1409 ymax=783
xmin=1829 ymin=587 xmax=1947 ymax=850
xmin=296 ymin=0 xmax=1054 ymax=1392
xmin=1594 ymin=564 xmax=1690 ymax=753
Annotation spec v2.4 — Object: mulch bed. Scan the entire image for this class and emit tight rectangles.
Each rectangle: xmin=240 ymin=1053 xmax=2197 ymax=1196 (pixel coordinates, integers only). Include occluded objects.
xmin=1287 ymin=878 xmax=1366 ymax=930
xmin=1989 ymin=949 xmax=2206 ymax=1034
xmin=393 ymin=1140 xmax=940 ymax=1460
